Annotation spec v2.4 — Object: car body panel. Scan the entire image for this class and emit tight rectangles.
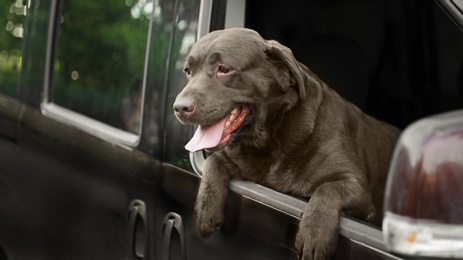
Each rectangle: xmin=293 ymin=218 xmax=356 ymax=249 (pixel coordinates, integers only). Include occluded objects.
xmin=0 ymin=0 xmax=462 ymax=259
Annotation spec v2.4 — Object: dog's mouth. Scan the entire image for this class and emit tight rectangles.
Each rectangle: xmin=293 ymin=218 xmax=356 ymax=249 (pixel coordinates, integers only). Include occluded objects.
xmin=185 ymin=106 xmax=250 ymax=152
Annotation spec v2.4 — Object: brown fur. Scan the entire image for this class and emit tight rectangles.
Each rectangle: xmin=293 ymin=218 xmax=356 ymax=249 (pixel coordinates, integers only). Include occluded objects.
xmin=174 ymin=28 xmax=400 ymax=260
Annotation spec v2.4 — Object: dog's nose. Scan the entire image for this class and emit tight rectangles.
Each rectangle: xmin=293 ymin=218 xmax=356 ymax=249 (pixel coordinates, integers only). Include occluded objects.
xmin=173 ymin=98 xmax=196 ymax=116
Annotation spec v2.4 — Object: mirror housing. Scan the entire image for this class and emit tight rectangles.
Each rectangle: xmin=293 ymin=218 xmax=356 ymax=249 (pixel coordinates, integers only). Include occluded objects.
xmin=436 ymin=0 xmax=463 ymax=32
xmin=383 ymin=110 xmax=463 ymax=258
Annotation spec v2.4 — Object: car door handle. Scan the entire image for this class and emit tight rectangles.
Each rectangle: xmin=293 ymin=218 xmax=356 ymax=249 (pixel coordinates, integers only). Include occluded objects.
xmin=161 ymin=212 xmax=186 ymax=260
xmin=128 ymin=200 xmax=148 ymax=259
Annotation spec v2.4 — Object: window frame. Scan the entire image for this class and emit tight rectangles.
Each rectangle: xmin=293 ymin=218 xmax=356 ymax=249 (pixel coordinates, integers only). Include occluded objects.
xmin=187 ymin=0 xmax=390 ymax=253
xmin=41 ymin=0 xmax=153 ymax=148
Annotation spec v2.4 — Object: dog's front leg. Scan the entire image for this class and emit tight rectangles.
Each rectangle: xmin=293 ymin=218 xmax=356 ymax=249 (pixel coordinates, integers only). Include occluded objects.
xmin=194 ymin=154 xmax=230 ymax=238
xmin=295 ymin=179 xmax=375 ymax=260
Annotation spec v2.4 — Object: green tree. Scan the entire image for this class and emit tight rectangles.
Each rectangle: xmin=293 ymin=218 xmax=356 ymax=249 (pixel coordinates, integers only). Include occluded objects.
xmin=53 ymin=0 xmax=151 ymax=124
xmin=0 ymin=0 xmax=27 ymax=96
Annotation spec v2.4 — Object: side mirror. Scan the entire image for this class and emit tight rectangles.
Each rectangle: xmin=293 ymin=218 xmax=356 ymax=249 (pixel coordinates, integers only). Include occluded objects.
xmin=383 ymin=110 xmax=463 ymax=258
xmin=436 ymin=0 xmax=463 ymax=32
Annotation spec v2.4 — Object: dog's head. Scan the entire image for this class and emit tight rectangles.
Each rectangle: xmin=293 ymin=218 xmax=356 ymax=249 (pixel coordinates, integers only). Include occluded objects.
xmin=173 ymin=28 xmax=313 ymax=152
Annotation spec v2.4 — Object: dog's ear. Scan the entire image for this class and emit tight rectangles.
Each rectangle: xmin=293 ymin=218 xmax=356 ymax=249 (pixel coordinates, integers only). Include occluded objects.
xmin=265 ymin=40 xmax=307 ymax=100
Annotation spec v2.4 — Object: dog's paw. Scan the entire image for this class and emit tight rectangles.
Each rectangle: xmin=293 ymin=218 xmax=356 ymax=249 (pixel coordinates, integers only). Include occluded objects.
xmin=194 ymin=195 xmax=225 ymax=238
xmin=295 ymin=209 xmax=339 ymax=260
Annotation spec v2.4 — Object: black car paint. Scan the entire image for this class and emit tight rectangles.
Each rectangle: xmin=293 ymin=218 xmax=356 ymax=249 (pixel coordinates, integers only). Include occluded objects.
xmin=1 ymin=0 xmax=462 ymax=259
xmin=1 ymin=0 xmax=303 ymax=259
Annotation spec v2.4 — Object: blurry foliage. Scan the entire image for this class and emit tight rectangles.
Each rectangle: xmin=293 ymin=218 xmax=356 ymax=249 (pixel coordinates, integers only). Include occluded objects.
xmin=1 ymin=0 xmax=199 ymax=173
xmin=52 ymin=0 xmax=197 ymax=130
xmin=53 ymin=0 xmax=152 ymax=126
xmin=0 ymin=0 xmax=27 ymax=97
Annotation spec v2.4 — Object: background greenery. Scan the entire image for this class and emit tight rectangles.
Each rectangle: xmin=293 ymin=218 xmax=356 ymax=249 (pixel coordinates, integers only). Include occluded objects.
xmin=1 ymin=0 xmax=198 ymax=156
xmin=0 ymin=0 xmax=26 ymax=97
xmin=53 ymin=0 xmax=151 ymax=128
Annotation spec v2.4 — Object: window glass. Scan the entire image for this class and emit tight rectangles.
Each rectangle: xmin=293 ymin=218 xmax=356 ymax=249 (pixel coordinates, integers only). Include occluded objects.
xmin=138 ymin=0 xmax=180 ymax=153
xmin=0 ymin=0 xmax=27 ymax=97
xmin=163 ymin=0 xmax=201 ymax=169
xmin=52 ymin=0 xmax=151 ymax=134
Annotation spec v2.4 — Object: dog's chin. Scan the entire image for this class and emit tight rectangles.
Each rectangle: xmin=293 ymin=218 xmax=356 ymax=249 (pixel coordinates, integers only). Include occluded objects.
xmin=205 ymin=140 xmax=229 ymax=153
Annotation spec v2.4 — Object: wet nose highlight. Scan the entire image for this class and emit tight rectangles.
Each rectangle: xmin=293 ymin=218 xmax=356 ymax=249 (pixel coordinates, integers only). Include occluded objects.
xmin=173 ymin=98 xmax=196 ymax=115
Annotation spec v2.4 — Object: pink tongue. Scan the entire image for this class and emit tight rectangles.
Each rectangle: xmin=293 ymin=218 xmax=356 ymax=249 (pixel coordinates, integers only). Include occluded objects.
xmin=185 ymin=117 xmax=227 ymax=152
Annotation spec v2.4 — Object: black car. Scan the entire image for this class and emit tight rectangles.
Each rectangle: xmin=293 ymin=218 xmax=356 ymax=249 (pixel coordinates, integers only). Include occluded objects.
xmin=0 ymin=0 xmax=462 ymax=259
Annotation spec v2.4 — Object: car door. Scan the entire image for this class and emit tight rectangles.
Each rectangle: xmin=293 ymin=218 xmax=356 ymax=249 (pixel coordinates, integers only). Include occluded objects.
xmin=0 ymin=0 xmax=24 ymax=157
xmin=0 ymin=1 xmax=26 ymax=258
xmin=1 ymin=0 xmax=164 ymax=259
xmin=0 ymin=0 xmax=408 ymax=259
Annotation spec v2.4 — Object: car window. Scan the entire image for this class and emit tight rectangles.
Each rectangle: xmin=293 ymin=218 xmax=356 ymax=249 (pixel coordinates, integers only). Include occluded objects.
xmin=0 ymin=0 xmax=27 ymax=97
xmin=162 ymin=0 xmax=202 ymax=169
xmin=51 ymin=0 xmax=151 ymax=134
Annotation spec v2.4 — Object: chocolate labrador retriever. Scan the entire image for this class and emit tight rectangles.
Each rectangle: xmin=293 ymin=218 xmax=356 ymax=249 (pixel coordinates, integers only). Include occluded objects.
xmin=173 ymin=28 xmax=399 ymax=260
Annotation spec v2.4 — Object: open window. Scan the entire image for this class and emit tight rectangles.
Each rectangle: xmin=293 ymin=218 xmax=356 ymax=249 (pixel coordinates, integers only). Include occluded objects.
xmin=182 ymin=1 xmax=389 ymax=253
xmin=184 ymin=0 xmax=463 ymax=256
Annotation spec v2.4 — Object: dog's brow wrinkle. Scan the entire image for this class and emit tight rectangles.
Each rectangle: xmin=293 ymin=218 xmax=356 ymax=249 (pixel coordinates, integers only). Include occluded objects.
xmin=208 ymin=52 xmax=221 ymax=64
xmin=187 ymin=56 xmax=197 ymax=68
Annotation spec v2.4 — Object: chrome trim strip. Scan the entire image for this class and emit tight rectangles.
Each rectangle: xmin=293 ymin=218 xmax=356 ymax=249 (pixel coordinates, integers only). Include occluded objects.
xmin=436 ymin=0 xmax=463 ymax=32
xmin=42 ymin=0 xmax=57 ymax=103
xmin=42 ymin=103 xmax=138 ymax=149
xmin=190 ymin=152 xmax=388 ymax=250
xmin=189 ymin=0 xmax=389 ymax=252
xmin=224 ymin=0 xmax=246 ymax=28
xmin=229 ymin=179 xmax=306 ymax=218
xmin=340 ymin=216 xmax=388 ymax=252
xmin=197 ymin=0 xmax=213 ymax=39
xmin=189 ymin=151 xmax=205 ymax=176
xmin=137 ymin=0 xmax=156 ymax=143
xmin=228 ymin=178 xmax=388 ymax=252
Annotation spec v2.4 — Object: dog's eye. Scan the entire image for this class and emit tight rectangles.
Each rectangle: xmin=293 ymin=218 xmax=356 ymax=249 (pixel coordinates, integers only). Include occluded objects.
xmin=218 ymin=65 xmax=231 ymax=74
xmin=184 ymin=67 xmax=191 ymax=75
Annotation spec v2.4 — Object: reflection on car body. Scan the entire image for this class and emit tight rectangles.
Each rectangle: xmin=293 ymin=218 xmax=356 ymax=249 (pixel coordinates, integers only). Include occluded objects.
xmin=0 ymin=0 xmax=462 ymax=259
